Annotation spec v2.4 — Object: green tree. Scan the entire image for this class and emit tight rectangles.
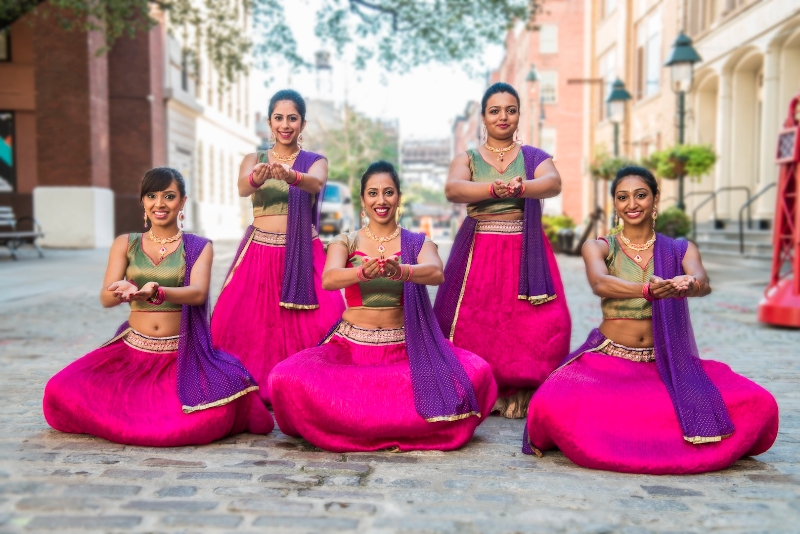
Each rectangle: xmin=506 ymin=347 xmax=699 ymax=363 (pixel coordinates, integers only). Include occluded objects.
xmin=318 ymin=105 xmax=398 ymax=211
xmin=1 ymin=0 xmax=542 ymax=82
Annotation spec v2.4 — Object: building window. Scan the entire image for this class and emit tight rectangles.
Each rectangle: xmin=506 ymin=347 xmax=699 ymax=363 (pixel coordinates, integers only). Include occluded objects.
xmin=602 ymin=0 xmax=617 ymax=19
xmin=599 ymin=47 xmax=616 ymax=120
xmin=0 ymin=28 xmax=9 ymax=62
xmin=540 ymin=127 xmax=557 ymax=158
xmin=539 ymin=25 xmax=558 ymax=55
xmin=196 ymin=141 xmax=204 ymax=202
xmin=0 ymin=112 xmax=14 ymax=192
xmin=539 ymin=71 xmax=558 ymax=104
xmin=180 ymin=50 xmax=189 ymax=92
xmin=636 ymin=7 xmax=662 ymax=99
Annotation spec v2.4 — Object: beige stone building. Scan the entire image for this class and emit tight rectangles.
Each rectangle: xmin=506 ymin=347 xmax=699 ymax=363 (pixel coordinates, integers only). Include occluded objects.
xmin=583 ymin=0 xmax=800 ymax=239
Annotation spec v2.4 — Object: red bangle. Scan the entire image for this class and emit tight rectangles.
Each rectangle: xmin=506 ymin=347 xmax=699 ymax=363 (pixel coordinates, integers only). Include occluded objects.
xmin=489 ymin=183 xmax=500 ymax=199
xmin=405 ymin=264 xmax=414 ymax=282
xmin=642 ymin=283 xmax=655 ymax=302
xmin=248 ymin=172 xmax=260 ymax=189
xmin=513 ymin=182 xmax=526 ymax=198
xmin=357 ymin=265 xmax=370 ymax=282
xmin=148 ymin=286 xmax=166 ymax=305
xmin=389 ymin=264 xmax=404 ymax=281
xmin=290 ymin=170 xmax=303 ymax=186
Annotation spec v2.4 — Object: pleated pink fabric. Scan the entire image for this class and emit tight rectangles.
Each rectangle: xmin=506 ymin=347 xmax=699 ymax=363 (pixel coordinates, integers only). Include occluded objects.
xmin=267 ymin=334 xmax=498 ymax=452
xmin=43 ymin=340 xmax=274 ymax=446
xmin=527 ymin=352 xmax=779 ymax=474
xmin=211 ymin=238 xmax=345 ymax=403
xmin=450 ymin=233 xmax=571 ymax=396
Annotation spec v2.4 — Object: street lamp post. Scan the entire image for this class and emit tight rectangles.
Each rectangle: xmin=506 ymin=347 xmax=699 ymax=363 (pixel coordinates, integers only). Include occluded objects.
xmin=665 ymin=31 xmax=702 ymax=212
xmin=525 ymin=64 xmax=543 ymax=146
xmin=606 ymin=78 xmax=632 ymax=158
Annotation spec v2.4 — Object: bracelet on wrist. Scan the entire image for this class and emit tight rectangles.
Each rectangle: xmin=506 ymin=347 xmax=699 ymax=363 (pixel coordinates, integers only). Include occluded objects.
xmin=489 ymin=183 xmax=500 ymax=199
xmin=642 ymin=283 xmax=655 ymax=303
xmin=289 ymin=170 xmax=303 ymax=187
xmin=512 ymin=182 xmax=526 ymax=198
xmin=389 ymin=265 xmax=404 ymax=281
xmin=248 ymin=172 xmax=261 ymax=189
xmin=356 ymin=265 xmax=371 ymax=283
xmin=404 ymin=264 xmax=414 ymax=282
xmin=148 ymin=286 xmax=166 ymax=305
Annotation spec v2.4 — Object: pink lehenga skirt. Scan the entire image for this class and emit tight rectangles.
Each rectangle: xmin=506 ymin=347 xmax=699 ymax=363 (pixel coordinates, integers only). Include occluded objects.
xmin=447 ymin=221 xmax=571 ymax=397
xmin=267 ymin=321 xmax=498 ymax=452
xmin=43 ymin=330 xmax=274 ymax=446
xmin=211 ymin=230 xmax=345 ymax=404
xmin=527 ymin=346 xmax=780 ymax=474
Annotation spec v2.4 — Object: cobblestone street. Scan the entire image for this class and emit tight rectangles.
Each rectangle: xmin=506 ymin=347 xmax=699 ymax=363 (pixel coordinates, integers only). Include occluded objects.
xmin=0 ymin=243 xmax=798 ymax=533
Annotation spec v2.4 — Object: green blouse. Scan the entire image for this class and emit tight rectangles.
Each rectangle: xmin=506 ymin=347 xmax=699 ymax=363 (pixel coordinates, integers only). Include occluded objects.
xmin=466 ymin=149 xmax=526 ymax=218
xmin=125 ymin=233 xmax=185 ymax=312
xmin=251 ymin=150 xmax=291 ymax=218
xmin=600 ymin=234 xmax=653 ymax=320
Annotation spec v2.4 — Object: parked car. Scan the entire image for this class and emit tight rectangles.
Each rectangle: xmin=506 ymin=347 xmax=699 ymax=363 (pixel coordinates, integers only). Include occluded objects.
xmin=319 ymin=182 xmax=355 ymax=236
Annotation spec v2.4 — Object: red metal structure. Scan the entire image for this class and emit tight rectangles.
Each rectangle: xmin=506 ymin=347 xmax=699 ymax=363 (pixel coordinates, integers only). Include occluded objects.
xmin=759 ymin=92 xmax=800 ymax=327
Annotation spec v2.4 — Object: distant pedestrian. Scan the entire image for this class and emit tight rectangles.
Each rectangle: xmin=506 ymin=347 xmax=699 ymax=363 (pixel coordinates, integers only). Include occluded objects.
xmin=268 ymin=161 xmax=497 ymax=452
xmin=525 ymin=166 xmax=779 ymax=473
xmin=43 ymin=167 xmax=272 ymax=446
xmin=211 ymin=89 xmax=345 ymax=404
xmin=434 ymin=82 xmax=571 ymax=419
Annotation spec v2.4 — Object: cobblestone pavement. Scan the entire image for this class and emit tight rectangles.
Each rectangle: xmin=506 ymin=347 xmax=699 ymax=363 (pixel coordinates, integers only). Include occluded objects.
xmin=0 ymin=243 xmax=798 ymax=533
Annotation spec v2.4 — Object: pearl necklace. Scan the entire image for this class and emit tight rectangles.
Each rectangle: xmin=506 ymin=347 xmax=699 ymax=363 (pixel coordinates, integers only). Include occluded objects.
xmin=484 ymin=141 xmax=517 ymax=162
xmin=618 ymin=231 xmax=656 ymax=263
xmin=271 ymin=148 xmax=300 ymax=162
xmin=364 ymin=224 xmax=401 ymax=257
xmin=148 ymin=229 xmax=183 ymax=262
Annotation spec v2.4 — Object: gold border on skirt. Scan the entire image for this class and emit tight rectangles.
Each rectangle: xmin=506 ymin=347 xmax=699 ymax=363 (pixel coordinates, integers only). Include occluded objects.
xmin=182 ymin=385 xmax=260 ymax=414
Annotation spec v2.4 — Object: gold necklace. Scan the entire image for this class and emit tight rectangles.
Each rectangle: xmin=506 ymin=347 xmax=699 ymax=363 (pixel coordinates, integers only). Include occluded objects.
xmin=271 ymin=148 xmax=301 ymax=162
xmin=484 ymin=141 xmax=517 ymax=162
xmin=148 ymin=229 xmax=183 ymax=262
xmin=364 ymin=224 xmax=401 ymax=257
xmin=618 ymin=232 xmax=656 ymax=263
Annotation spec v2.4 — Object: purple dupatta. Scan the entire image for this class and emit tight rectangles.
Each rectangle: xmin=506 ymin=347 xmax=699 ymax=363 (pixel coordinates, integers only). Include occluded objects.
xmin=402 ymin=229 xmax=481 ymax=421
xmin=224 ymin=150 xmax=325 ymax=310
xmin=522 ymin=234 xmax=734 ymax=453
xmin=434 ymin=145 xmax=556 ymax=338
xmin=114 ymin=234 xmax=259 ymax=413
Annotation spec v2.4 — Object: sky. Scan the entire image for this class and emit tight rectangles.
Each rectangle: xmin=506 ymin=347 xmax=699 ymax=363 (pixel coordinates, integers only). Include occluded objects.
xmin=254 ymin=0 xmax=505 ymax=141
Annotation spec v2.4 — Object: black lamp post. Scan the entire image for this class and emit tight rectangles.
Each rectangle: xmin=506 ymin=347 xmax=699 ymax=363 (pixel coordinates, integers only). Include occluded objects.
xmin=606 ymin=78 xmax=632 ymax=157
xmin=526 ymin=64 xmax=545 ymax=146
xmin=665 ymin=31 xmax=702 ymax=211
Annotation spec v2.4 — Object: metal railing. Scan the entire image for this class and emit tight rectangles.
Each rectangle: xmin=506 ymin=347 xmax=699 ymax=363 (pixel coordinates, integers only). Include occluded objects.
xmin=691 ymin=186 xmax=751 ymax=241
xmin=738 ymin=182 xmax=776 ymax=254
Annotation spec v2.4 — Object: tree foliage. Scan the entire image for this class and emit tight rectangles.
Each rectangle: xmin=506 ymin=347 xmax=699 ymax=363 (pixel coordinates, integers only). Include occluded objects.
xmin=1 ymin=0 xmax=542 ymax=82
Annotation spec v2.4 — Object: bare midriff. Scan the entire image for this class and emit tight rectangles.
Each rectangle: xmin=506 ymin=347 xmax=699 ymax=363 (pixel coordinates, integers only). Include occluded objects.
xmin=471 ymin=211 xmax=523 ymax=221
xmin=599 ymin=318 xmax=653 ymax=348
xmin=342 ymin=306 xmax=404 ymax=330
xmin=128 ymin=310 xmax=182 ymax=338
xmin=252 ymin=214 xmax=289 ymax=233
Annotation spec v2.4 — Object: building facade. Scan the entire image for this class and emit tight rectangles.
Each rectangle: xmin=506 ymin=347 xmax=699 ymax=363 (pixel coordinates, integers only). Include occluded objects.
xmin=0 ymin=4 xmax=257 ymax=248
xmin=400 ymin=139 xmax=451 ymax=191
xmin=492 ymin=0 xmax=587 ymax=222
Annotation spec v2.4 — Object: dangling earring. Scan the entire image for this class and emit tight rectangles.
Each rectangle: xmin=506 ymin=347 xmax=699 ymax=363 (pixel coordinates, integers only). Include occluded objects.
xmin=298 ymin=133 xmax=304 ymax=148
xmin=613 ymin=211 xmax=618 ymax=228
xmin=481 ymin=125 xmax=487 ymax=144
xmin=179 ymin=210 xmax=185 ymax=231
xmin=270 ymin=132 xmax=276 ymax=148
xmin=361 ymin=209 xmax=368 ymax=228
xmin=513 ymin=128 xmax=521 ymax=144
xmin=652 ymin=209 xmax=658 ymax=230
xmin=143 ymin=211 xmax=149 ymax=229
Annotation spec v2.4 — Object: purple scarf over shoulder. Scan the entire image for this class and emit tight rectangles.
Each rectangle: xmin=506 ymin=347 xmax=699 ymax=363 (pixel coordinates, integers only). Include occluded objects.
xmin=402 ymin=229 xmax=481 ymax=421
xmin=435 ymin=145 xmax=556 ymax=337
xmin=226 ymin=150 xmax=325 ymax=309
xmin=116 ymin=234 xmax=259 ymax=413
xmin=522 ymin=234 xmax=734 ymax=453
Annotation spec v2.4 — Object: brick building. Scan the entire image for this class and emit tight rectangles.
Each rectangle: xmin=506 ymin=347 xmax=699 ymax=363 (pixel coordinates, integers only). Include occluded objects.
xmin=491 ymin=0 xmax=587 ymax=223
xmin=0 ymin=5 xmax=256 ymax=248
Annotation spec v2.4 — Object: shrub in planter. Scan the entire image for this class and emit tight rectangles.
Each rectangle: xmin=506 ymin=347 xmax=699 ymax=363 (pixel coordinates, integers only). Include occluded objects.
xmin=590 ymin=151 xmax=638 ymax=182
xmin=655 ymin=206 xmax=691 ymax=238
xmin=644 ymin=144 xmax=717 ymax=181
xmin=542 ymin=214 xmax=576 ymax=249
